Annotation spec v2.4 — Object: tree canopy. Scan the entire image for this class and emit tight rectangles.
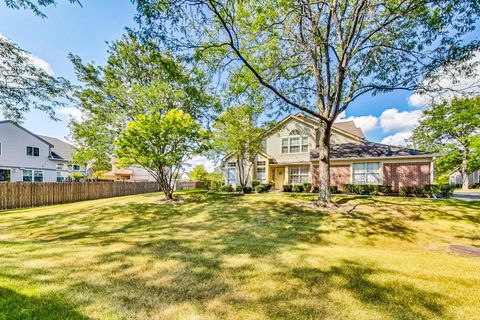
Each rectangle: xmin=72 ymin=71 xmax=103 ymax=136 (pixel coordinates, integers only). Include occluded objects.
xmin=213 ymin=105 xmax=268 ymax=187
xmin=116 ymin=109 xmax=210 ymax=199
xmin=134 ymin=0 xmax=480 ymax=204
xmin=411 ymin=96 xmax=480 ymax=188
xmin=3 ymin=0 xmax=81 ymax=17
xmin=69 ymin=33 xmax=219 ymax=172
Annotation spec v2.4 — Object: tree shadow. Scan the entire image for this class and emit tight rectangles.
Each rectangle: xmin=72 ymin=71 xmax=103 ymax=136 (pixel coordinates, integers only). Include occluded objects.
xmin=292 ymin=260 xmax=448 ymax=320
xmin=0 ymin=287 xmax=89 ymax=320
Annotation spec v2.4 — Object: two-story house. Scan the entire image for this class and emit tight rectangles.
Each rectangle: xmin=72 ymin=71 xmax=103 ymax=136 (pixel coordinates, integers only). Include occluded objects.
xmin=0 ymin=121 xmax=86 ymax=182
xmin=222 ymin=113 xmax=436 ymax=191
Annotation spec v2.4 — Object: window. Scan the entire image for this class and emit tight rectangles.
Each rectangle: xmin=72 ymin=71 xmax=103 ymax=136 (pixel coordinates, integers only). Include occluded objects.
xmin=352 ymin=163 xmax=381 ymax=185
xmin=26 ymin=146 xmax=40 ymax=157
xmin=227 ymin=168 xmax=236 ymax=186
xmin=56 ymin=164 xmax=64 ymax=170
xmin=34 ymin=170 xmax=43 ymax=182
xmin=257 ymin=161 xmax=266 ymax=166
xmin=281 ymin=137 xmax=309 ymax=153
xmin=0 ymin=169 xmax=10 ymax=182
xmin=73 ymin=164 xmax=81 ymax=171
xmin=290 ymin=167 xmax=310 ymax=184
xmin=57 ymin=171 xmax=65 ymax=182
xmin=23 ymin=170 xmax=33 ymax=182
xmin=227 ymin=162 xmax=236 ymax=168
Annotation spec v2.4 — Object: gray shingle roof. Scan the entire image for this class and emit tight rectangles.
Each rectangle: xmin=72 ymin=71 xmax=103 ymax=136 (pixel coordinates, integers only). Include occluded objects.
xmin=332 ymin=121 xmax=365 ymax=139
xmin=311 ymin=141 xmax=434 ymax=160
xmin=38 ymin=135 xmax=77 ymax=161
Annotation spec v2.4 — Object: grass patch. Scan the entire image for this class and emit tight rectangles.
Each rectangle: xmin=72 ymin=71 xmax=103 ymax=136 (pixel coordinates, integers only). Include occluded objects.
xmin=0 ymin=192 xmax=479 ymax=319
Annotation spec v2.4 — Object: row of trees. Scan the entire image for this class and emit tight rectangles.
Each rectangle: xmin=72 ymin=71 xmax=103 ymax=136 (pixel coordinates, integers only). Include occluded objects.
xmin=3 ymin=0 xmax=480 ymax=202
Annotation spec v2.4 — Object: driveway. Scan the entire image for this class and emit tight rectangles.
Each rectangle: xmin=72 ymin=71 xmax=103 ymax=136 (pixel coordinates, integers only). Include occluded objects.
xmin=452 ymin=191 xmax=480 ymax=201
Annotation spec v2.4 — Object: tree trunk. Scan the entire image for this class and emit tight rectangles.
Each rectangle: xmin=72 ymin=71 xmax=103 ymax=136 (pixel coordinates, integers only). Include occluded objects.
xmin=461 ymin=148 xmax=469 ymax=190
xmin=316 ymin=120 xmax=333 ymax=206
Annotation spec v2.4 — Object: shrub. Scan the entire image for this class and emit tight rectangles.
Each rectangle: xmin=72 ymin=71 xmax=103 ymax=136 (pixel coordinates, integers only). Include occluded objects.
xmin=438 ymin=184 xmax=455 ymax=198
xmin=378 ymin=185 xmax=392 ymax=195
xmin=303 ymin=183 xmax=312 ymax=192
xmin=399 ymin=186 xmax=414 ymax=197
xmin=252 ymin=180 xmax=260 ymax=188
xmin=283 ymin=184 xmax=292 ymax=192
xmin=292 ymin=184 xmax=304 ymax=192
xmin=243 ymin=186 xmax=253 ymax=194
xmin=265 ymin=182 xmax=273 ymax=192
xmin=330 ymin=185 xmax=338 ymax=194
xmin=236 ymin=185 xmax=244 ymax=192
xmin=220 ymin=185 xmax=233 ymax=192
xmin=255 ymin=184 xmax=266 ymax=193
xmin=343 ymin=184 xmax=355 ymax=194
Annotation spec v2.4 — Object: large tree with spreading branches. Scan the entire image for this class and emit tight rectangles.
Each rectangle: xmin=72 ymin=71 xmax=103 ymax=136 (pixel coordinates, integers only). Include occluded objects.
xmin=134 ymin=0 xmax=480 ymax=205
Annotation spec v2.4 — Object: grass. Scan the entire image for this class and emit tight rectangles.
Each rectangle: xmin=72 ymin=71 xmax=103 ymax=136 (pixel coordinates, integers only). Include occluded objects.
xmin=0 ymin=191 xmax=479 ymax=320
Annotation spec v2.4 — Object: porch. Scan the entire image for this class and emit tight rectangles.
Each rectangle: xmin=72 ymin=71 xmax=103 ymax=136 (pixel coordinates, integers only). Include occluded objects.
xmin=267 ymin=163 xmax=312 ymax=190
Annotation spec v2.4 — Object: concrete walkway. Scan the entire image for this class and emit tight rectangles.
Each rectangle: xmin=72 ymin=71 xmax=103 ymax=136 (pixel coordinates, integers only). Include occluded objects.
xmin=452 ymin=191 xmax=480 ymax=201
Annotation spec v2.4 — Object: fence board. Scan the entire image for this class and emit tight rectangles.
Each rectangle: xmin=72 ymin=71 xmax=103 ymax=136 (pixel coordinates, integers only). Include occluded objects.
xmin=0 ymin=182 xmax=159 ymax=210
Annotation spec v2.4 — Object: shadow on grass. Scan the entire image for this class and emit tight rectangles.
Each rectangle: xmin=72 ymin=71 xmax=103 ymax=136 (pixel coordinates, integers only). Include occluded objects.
xmin=292 ymin=260 xmax=447 ymax=320
xmin=0 ymin=192 xmax=469 ymax=318
xmin=0 ymin=287 xmax=89 ymax=320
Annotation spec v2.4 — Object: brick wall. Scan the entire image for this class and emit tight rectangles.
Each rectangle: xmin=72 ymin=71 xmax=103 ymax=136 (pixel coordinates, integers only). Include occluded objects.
xmin=312 ymin=165 xmax=350 ymax=190
xmin=383 ymin=162 xmax=431 ymax=191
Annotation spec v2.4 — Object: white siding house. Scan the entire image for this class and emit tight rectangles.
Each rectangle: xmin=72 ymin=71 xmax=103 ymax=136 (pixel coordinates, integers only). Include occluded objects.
xmin=0 ymin=121 xmax=56 ymax=182
xmin=0 ymin=121 xmax=85 ymax=182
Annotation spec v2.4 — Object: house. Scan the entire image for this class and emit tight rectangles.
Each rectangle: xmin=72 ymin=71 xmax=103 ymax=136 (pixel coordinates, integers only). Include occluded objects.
xmin=222 ymin=113 xmax=436 ymax=191
xmin=449 ymin=169 xmax=480 ymax=187
xmin=100 ymin=158 xmax=156 ymax=182
xmin=0 ymin=120 xmax=86 ymax=182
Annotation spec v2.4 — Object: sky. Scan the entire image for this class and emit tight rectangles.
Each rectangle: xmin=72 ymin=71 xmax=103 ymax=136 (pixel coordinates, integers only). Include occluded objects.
xmin=0 ymin=1 xmax=477 ymax=171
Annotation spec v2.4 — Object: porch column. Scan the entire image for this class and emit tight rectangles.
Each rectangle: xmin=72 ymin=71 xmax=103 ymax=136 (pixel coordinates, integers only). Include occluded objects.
xmin=284 ymin=165 xmax=289 ymax=185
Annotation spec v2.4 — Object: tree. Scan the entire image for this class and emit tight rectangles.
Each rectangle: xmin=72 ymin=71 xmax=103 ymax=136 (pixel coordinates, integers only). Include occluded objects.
xmin=0 ymin=0 xmax=80 ymax=121
xmin=411 ymin=96 xmax=480 ymax=190
xmin=213 ymin=105 xmax=267 ymax=187
xmin=134 ymin=0 xmax=480 ymax=205
xmin=3 ymin=0 xmax=80 ymax=17
xmin=190 ymin=164 xmax=209 ymax=182
xmin=69 ymin=33 xmax=218 ymax=171
xmin=116 ymin=109 xmax=210 ymax=200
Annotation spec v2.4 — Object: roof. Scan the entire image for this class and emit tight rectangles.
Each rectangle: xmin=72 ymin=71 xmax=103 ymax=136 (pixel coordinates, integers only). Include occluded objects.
xmin=0 ymin=120 xmax=54 ymax=147
xmin=38 ymin=135 xmax=77 ymax=161
xmin=332 ymin=121 xmax=365 ymax=139
xmin=311 ymin=141 xmax=435 ymax=160
xmin=267 ymin=113 xmax=365 ymax=141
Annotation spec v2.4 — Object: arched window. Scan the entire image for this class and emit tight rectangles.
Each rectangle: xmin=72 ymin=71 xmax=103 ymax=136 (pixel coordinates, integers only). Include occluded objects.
xmin=289 ymin=129 xmax=301 ymax=136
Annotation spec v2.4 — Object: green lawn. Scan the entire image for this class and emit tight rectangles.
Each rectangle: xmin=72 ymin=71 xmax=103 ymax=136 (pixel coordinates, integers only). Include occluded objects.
xmin=0 ymin=191 xmax=479 ymax=320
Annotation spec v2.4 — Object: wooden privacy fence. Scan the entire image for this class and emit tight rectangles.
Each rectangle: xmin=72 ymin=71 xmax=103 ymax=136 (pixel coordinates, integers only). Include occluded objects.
xmin=175 ymin=181 xmax=203 ymax=191
xmin=0 ymin=181 xmax=159 ymax=210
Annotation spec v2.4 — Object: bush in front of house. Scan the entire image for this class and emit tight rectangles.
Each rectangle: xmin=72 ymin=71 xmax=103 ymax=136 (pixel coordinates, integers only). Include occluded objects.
xmin=343 ymin=184 xmax=378 ymax=195
xmin=292 ymin=184 xmax=304 ymax=193
xmin=312 ymin=185 xmax=339 ymax=194
xmin=302 ymin=183 xmax=312 ymax=192
xmin=252 ymin=180 xmax=260 ymax=188
xmin=255 ymin=184 xmax=266 ymax=193
xmin=283 ymin=184 xmax=292 ymax=192
xmin=399 ymin=185 xmax=454 ymax=198
xmin=378 ymin=185 xmax=393 ymax=195
xmin=220 ymin=185 xmax=233 ymax=192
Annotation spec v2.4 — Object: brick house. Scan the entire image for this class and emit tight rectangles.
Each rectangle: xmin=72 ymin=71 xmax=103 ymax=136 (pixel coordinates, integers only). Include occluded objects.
xmin=222 ymin=113 xmax=436 ymax=191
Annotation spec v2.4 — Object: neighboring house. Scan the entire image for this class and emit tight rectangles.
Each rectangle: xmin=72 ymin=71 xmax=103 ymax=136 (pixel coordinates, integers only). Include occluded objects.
xmin=449 ymin=169 xmax=480 ymax=187
xmin=222 ymin=113 xmax=436 ymax=191
xmin=38 ymin=135 xmax=87 ymax=182
xmin=101 ymin=158 xmax=157 ymax=182
xmin=0 ymin=120 xmax=86 ymax=182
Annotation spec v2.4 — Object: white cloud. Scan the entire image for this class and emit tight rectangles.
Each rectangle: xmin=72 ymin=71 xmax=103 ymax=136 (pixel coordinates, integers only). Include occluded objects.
xmin=380 ymin=131 xmax=412 ymax=146
xmin=58 ymin=107 xmax=83 ymax=121
xmin=0 ymin=33 xmax=54 ymax=76
xmin=379 ymin=108 xmax=423 ymax=133
xmin=408 ymin=51 xmax=480 ymax=107
xmin=336 ymin=111 xmax=379 ymax=133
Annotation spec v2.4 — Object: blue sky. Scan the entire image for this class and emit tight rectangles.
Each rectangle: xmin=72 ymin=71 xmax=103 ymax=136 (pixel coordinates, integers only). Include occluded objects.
xmin=0 ymin=1 xmax=453 ymax=150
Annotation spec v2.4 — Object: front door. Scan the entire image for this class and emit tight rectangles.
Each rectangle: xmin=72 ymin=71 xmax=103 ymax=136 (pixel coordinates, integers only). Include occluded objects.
xmin=274 ymin=168 xmax=284 ymax=190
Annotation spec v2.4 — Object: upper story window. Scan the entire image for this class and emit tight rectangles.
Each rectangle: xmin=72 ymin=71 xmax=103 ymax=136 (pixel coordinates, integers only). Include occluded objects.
xmin=26 ymin=146 xmax=40 ymax=157
xmin=352 ymin=163 xmax=381 ymax=185
xmin=73 ymin=165 xmax=81 ymax=171
xmin=290 ymin=129 xmax=301 ymax=135
xmin=227 ymin=162 xmax=236 ymax=168
xmin=281 ymin=136 xmax=309 ymax=153
xmin=257 ymin=161 xmax=266 ymax=167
